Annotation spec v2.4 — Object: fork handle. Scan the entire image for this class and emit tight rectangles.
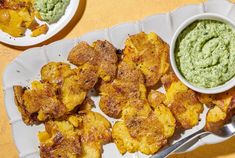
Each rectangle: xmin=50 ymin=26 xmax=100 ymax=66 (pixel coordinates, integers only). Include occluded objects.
xmin=151 ymin=128 xmax=210 ymax=158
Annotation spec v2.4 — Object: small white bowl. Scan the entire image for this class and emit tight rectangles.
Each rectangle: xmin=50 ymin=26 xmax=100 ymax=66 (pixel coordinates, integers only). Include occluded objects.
xmin=170 ymin=13 xmax=235 ymax=94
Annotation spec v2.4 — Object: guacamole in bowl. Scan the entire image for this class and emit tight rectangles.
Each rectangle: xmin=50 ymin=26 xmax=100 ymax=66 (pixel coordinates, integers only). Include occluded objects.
xmin=175 ymin=19 xmax=235 ymax=88
xmin=170 ymin=13 xmax=235 ymax=94
xmin=35 ymin=0 xmax=70 ymax=24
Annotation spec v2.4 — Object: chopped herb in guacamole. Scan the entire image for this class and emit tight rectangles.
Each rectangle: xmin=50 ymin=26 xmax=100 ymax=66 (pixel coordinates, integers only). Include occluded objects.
xmin=175 ymin=20 xmax=235 ymax=88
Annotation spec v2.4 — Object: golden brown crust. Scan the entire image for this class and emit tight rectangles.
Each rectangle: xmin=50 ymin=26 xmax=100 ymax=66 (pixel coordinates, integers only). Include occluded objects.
xmin=94 ymin=40 xmax=118 ymax=82
xmin=14 ymin=61 xmax=100 ymax=125
xmin=13 ymin=86 xmax=40 ymax=125
xmin=74 ymin=64 xmax=99 ymax=90
xmin=68 ymin=40 xmax=118 ymax=83
xmin=148 ymin=90 xmax=166 ymax=109
xmin=22 ymin=81 xmax=67 ymax=122
xmin=117 ymin=61 xmax=144 ymax=84
xmin=199 ymin=88 xmax=235 ymax=131
xmin=0 ymin=0 xmax=28 ymax=10
xmin=40 ymin=133 xmax=82 ymax=158
xmin=41 ymin=62 xmax=75 ymax=85
xmin=39 ymin=111 xmax=112 ymax=158
xmin=99 ymin=80 xmax=145 ymax=118
xmin=162 ymin=73 xmax=203 ymax=129
xmin=79 ymin=111 xmax=112 ymax=145
xmin=68 ymin=41 xmax=99 ymax=66
xmin=78 ymin=97 xmax=95 ymax=111
xmin=205 ymin=106 xmax=227 ymax=131
xmin=112 ymin=99 xmax=175 ymax=155
xmin=123 ymin=32 xmax=169 ymax=87
xmin=39 ymin=120 xmax=82 ymax=158
xmin=160 ymin=72 xmax=178 ymax=90
xmin=99 ymin=60 xmax=146 ymax=118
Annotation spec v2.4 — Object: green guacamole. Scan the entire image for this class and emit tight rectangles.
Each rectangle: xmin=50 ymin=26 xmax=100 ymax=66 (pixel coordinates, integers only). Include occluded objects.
xmin=175 ymin=20 xmax=235 ymax=88
xmin=35 ymin=0 xmax=70 ymax=24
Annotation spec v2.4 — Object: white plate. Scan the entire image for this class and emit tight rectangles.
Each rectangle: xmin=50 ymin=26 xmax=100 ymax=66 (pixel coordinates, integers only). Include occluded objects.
xmin=0 ymin=0 xmax=80 ymax=47
xmin=3 ymin=0 xmax=235 ymax=157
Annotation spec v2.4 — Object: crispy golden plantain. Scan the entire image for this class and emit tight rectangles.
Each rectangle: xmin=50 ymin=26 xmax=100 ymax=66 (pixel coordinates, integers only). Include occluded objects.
xmin=206 ymin=106 xmax=227 ymax=132
xmin=112 ymin=99 xmax=175 ymax=155
xmin=39 ymin=111 xmax=112 ymax=158
xmin=68 ymin=40 xmax=118 ymax=83
xmin=78 ymin=97 xmax=95 ymax=111
xmin=14 ymin=62 xmax=98 ymax=125
xmin=18 ymin=81 xmax=66 ymax=123
xmin=41 ymin=62 xmax=75 ymax=85
xmin=68 ymin=42 xmax=99 ymax=66
xmin=148 ymin=90 xmax=166 ymax=109
xmin=0 ymin=0 xmax=47 ymax=37
xmin=79 ymin=111 xmax=112 ymax=148
xmin=74 ymin=63 xmax=99 ymax=90
xmin=123 ymin=32 xmax=169 ymax=87
xmin=198 ymin=88 xmax=235 ymax=131
xmin=61 ymin=75 xmax=87 ymax=111
xmin=13 ymin=85 xmax=40 ymax=125
xmin=31 ymin=24 xmax=48 ymax=37
xmin=39 ymin=120 xmax=82 ymax=158
xmin=116 ymin=61 xmax=144 ymax=84
xmin=94 ymin=40 xmax=118 ymax=82
xmin=99 ymin=61 xmax=146 ymax=118
xmin=99 ymin=80 xmax=146 ymax=118
xmin=161 ymin=73 xmax=203 ymax=129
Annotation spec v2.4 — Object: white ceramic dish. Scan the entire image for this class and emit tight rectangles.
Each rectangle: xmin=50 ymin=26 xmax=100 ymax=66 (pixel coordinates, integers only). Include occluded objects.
xmin=3 ymin=0 xmax=235 ymax=158
xmin=170 ymin=13 xmax=235 ymax=94
xmin=0 ymin=0 xmax=80 ymax=47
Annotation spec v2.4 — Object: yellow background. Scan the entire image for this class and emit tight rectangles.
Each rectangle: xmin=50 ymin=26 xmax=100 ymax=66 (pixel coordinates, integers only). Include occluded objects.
xmin=1 ymin=0 xmax=235 ymax=157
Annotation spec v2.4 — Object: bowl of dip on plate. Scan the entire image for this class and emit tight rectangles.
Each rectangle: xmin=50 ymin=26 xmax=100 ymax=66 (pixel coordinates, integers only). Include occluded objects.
xmin=170 ymin=13 xmax=235 ymax=94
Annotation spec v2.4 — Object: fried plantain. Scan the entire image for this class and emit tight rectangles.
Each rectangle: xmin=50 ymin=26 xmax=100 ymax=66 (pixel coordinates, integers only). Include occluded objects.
xmin=39 ymin=120 xmax=82 ymax=158
xmin=13 ymin=85 xmax=40 ymax=125
xmin=20 ymin=81 xmax=66 ymax=124
xmin=112 ymin=99 xmax=175 ymax=155
xmin=68 ymin=40 xmax=118 ymax=83
xmin=198 ymin=88 xmax=235 ymax=131
xmin=94 ymin=40 xmax=118 ymax=82
xmin=41 ymin=62 xmax=75 ymax=85
xmin=148 ymin=90 xmax=166 ymax=109
xmin=38 ymin=111 xmax=112 ymax=158
xmin=0 ymin=0 xmax=48 ymax=37
xmin=13 ymin=62 xmax=98 ymax=125
xmin=161 ymin=73 xmax=203 ymax=129
xmin=74 ymin=63 xmax=99 ymax=90
xmin=61 ymin=75 xmax=87 ymax=111
xmin=123 ymin=32 xmax=169 ymax=87
xmin=68 ymin=41 xmax=99 ymax=67
xmin=99 ymin=61 xmax=146 ymax=118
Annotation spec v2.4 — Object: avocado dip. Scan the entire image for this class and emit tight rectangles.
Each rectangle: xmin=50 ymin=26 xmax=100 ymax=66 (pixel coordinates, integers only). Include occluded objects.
xmin=175 ymin=20 xmax=235 ymax=88
xmin=34 ymin=0 xmax=70 ymax=24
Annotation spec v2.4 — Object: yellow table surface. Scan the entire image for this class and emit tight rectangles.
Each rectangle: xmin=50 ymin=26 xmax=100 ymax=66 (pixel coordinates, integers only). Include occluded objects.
xmin=1 ymin=0 xmax=235 ymax=157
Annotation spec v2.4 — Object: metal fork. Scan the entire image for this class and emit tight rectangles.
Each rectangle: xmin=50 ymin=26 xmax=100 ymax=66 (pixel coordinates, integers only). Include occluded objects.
xmin=151 ymin=118 xmax=235 ymax=158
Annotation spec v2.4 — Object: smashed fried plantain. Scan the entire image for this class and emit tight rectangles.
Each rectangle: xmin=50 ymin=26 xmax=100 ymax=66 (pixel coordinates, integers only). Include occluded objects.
xmin=14 ymin=81 xmax=66 ymax=124
xmin=68 ymin=40 xmax=118 ymax=83
xmin=39 ymin=111 xmax=112 ymax=158
xmin=0 ymin=0 xmax=48 ymax=37
xmin=123 ymin=32 xmax=169 ymax=87
xmin=198 ymin=88 xmax=235 ymax=131
xmin=99 ymin=61 xmax=146 ymax=118
xmin=161 ymin=73 xmax=203 ymax=129
xmin=39 ymin=120 xmax=82 ymax=158
xmin=112 ymin=99 xmax=175 ymax=155
xmin=41 ymin=62 xmax=75 ymax=85
xmin=13 ymin=62 xmax=97 ymax=125
xmin=94 ymin=40 xmax=118 ymax=82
